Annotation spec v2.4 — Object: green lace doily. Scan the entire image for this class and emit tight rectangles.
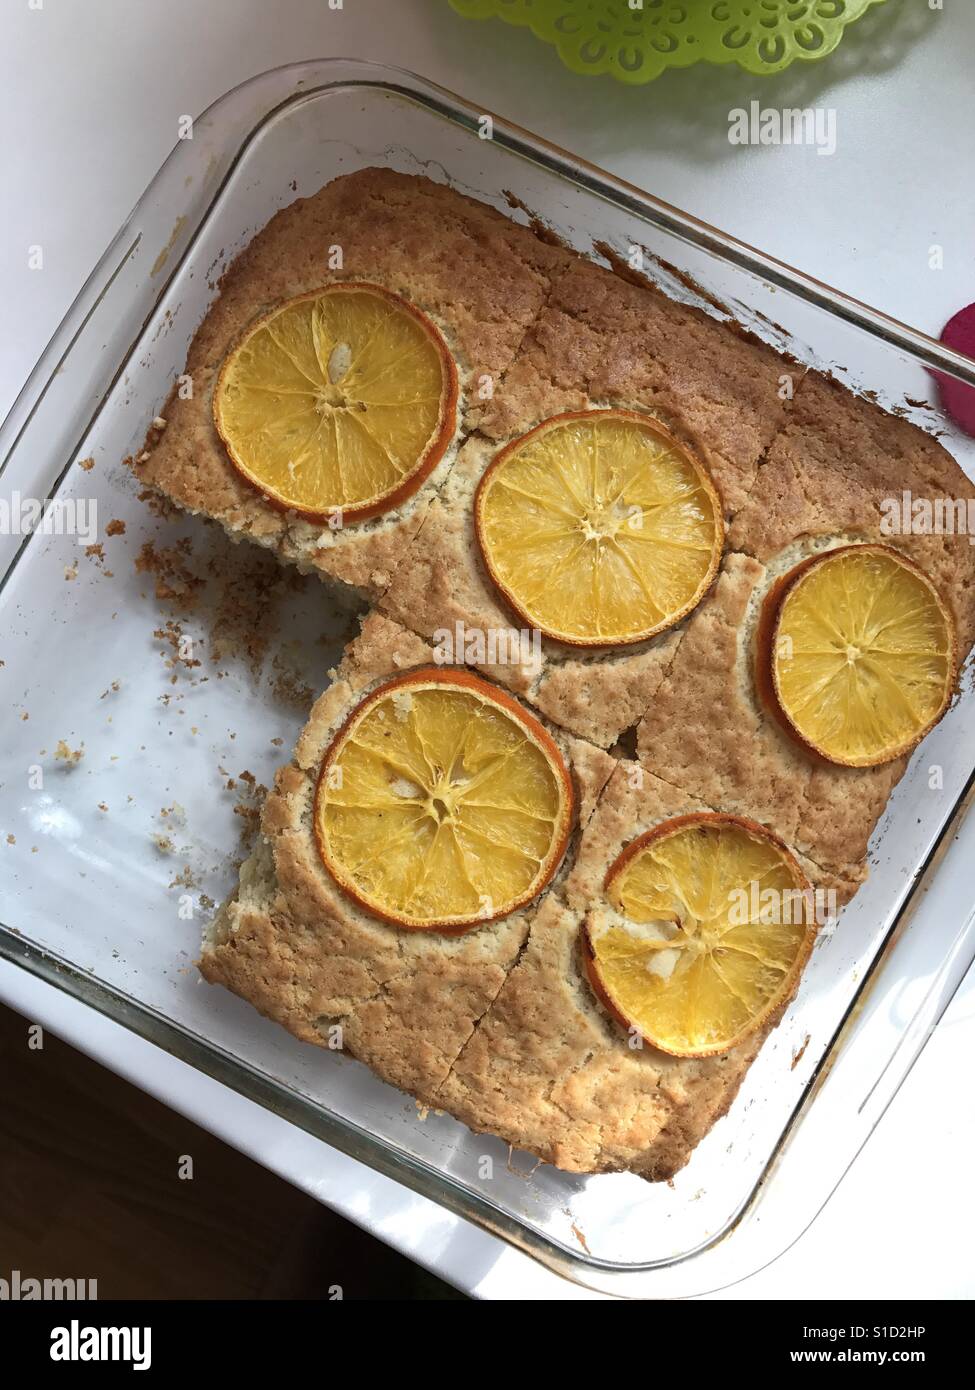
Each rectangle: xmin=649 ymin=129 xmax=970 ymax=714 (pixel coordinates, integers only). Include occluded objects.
xmin=448 ymin=0 xmax=891 ymax=84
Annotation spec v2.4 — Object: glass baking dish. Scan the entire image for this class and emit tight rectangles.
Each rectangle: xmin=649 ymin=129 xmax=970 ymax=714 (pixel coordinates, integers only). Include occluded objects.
xmin=2 ymin=59 xmax=975 ymax=1299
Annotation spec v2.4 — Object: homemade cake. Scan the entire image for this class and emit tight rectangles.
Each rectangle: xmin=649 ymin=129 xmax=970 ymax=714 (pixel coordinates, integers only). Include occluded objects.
xmin=134 ymin=168 xmax=975 ymax=1180
xmin=135 ymin=168 xmax=567 ymax=599
xmin=200 ymin=611 xmax=615 ymax=1101
xmin=381 ymin=254 xmax=798 ymax=748
xmin=638 ymin=370 xmax=975 ymax=882
xmin=437 ymin=762 xmax=859 ymax=1177
xmin=473 ymin=254 xmax=800 ymax=516
xmin=730 ymin=368 xmax=975 ymax=646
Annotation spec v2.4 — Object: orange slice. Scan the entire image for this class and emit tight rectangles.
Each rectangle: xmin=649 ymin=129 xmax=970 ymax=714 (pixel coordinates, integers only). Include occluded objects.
xmin=474 ymin=409 xmax=723 ymax=646
xmin=213 ymin=283 xmax=457 ymax=522
xmin=766 ymin=544 xmax=956 ymax=768
xmin=583 ymin=813 xmax=815 ymax=1057
xmin=314 ymin=669 xmax=574 ymax=931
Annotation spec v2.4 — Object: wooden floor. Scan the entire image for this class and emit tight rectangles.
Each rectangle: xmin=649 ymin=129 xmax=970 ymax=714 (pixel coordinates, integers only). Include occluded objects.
xmin=0 ymin=1003 xmax=463 ymax=1299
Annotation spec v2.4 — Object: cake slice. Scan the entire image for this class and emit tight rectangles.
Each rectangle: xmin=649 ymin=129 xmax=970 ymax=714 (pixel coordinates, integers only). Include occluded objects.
xmin=199 ymin=612 xmax=615 ymax=1102
xmin=639 ymin=374 xmax=975 ymax=881
xmin=730 ymin=368 xmax=975 ymax=653
xmin=473 ymin=254 xmax=799 ymax=513
xmin=381 ymin=253 xmax=798 ymax=748
xmin=436 ymin=761 xmax=858 ymax=1177
xmin=380 ymin=433 xmax=694 ymax=747
xmin=135 ymin=168 xmax=566 ymax=599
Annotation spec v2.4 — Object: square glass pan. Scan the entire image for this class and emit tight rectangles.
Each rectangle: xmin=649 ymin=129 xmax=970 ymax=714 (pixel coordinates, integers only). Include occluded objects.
xmin=3 ymin=60 xmax=975 ymax=1299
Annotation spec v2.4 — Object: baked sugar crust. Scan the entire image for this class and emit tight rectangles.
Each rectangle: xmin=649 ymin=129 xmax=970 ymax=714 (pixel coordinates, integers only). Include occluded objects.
xmin=380 ymin=253 xmax=800 ymax=748
xmin=436 ymin=762 xmax=858 ymax=1177
xmin=134 ymin=168 xmax=567 ymax=599
xmin=171 ymin=173 xmax=975 ymax=1178
xmin=379 ymin=436 xmax=686 ymax=748
xmin=199 ymin=612 xmax=615 ymax=1103
xmin=639 ymin=371 xmax=975 ymax=882
xmin=473 ymin=256 xmax=798 ymax=518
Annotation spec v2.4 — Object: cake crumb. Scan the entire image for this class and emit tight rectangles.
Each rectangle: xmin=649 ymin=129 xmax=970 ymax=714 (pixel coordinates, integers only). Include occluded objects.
xmin=271 ymin=666 xmax=314 ymax=711
xmin=791 ymin=1034 xmax=812 ymax=1070
xmin=136 ymin=486 xmax=179 ymax=520
xmin=570 ymin=1224 xmax=591 ymax=1255
xmin=54 ymin=740 xmax=84 ymax=767
xmin=136 ymin=540 xmax=205 ymax=608
xmin=231 ymin=771 xmax=269 ymax=853
xmin=153 ymin=619 xmax=202 ymax=680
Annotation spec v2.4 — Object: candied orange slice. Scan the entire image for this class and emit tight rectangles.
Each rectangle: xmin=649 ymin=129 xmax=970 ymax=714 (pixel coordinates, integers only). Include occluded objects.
xmin=768 ymin=544 xmax=956 ymax=768
xmin=214 ymin=283 xmax=457 ymax=521
xmin=474 ymin=410 xmax=723 ymax=646
xmin=315 ymin=669 xmax=574 ymax=931
xmin=584 ymin=813 xmax=814 ymax=1057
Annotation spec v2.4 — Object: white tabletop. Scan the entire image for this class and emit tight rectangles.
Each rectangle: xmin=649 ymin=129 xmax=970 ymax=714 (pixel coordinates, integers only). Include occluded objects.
xmin=2 ymin=0 xmax=974 ymax=1299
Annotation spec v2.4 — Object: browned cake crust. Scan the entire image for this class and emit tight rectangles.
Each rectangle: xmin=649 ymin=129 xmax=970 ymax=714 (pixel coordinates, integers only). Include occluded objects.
xmin=379 ymin=436 xmax=686 ymax=748
xmin=638 ymin=370 xmax=975 ymax=882
xmin=637 ymin=552 xmax=893 ymax=883
xmin=436 ymin=763 xmax=858 ymax=1177
xmin=199 ymin=612 xmax=615 ymax=1102
xmin=730 ymin=370 xmax=975 ymax=651
xmin=380 ymin=251 xmax=799 ymax=748
xmin=178 ymin=171 xmax=975 ymax=1181
xmin=134 ymin=168 xmax=567 ymax=598
xmin=474 ymin=256 xmax=799 ymax=517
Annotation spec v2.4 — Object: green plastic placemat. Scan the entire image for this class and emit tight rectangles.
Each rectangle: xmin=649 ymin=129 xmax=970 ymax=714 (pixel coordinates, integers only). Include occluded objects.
xmin=448 ymin=0 xmax=891 ymax=84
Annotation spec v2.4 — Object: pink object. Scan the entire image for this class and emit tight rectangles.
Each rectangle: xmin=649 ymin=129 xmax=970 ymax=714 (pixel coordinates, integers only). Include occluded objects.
xmin=936 ymin=302 xmax=975 ymax=437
